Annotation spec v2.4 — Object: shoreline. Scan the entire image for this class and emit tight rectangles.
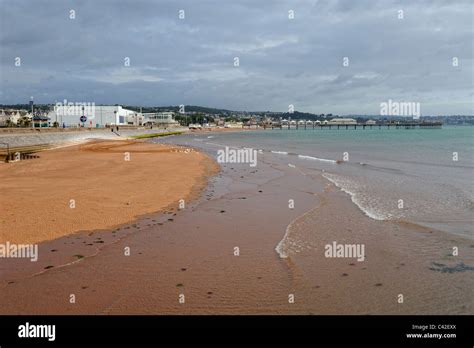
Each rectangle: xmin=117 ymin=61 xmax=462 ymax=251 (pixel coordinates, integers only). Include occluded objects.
xmin=0 ymin=133 xmax=472 ymax=314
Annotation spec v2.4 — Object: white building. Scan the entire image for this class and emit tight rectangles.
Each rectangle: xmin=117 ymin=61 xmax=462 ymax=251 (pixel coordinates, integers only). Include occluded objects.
xmin=224 ymin=122 xmax=243 ymax=128
xmin=327 ymin=118 xmax=357 ymax=125
xmin=143 ymin=112 xmax=178 ymax=125
xmin=48 ymin=105 xmax=140 ymax=127
xmin=0 ymin=109 xmax=26 ymax=126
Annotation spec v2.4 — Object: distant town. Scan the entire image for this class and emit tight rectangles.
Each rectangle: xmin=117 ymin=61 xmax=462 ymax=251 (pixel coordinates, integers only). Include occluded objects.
xmin=0 ymin=102 xmax=473 ymax=129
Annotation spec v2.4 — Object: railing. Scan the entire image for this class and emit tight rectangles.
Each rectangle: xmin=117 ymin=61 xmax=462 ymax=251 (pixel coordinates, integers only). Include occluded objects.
xmin=0 ymin=143 xmax=52 ymax=162
xmin=0 ymin=142 xmax=10 ymax=162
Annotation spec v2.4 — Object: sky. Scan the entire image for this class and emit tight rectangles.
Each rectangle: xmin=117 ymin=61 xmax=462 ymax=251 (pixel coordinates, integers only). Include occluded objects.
xmin=0 ymin=0 xmax=473 ymax=115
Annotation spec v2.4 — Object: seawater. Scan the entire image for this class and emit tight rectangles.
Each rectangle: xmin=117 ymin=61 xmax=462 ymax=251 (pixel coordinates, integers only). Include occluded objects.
xmin=196 ymin=126 xmax=474 ymax=238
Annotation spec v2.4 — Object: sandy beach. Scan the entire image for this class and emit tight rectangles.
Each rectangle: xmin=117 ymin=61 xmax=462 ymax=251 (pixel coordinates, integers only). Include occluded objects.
xmin=0 ymin=133 xmax=472 ymax=315
xmin=0 ymin=139 xmax=218 ymax=245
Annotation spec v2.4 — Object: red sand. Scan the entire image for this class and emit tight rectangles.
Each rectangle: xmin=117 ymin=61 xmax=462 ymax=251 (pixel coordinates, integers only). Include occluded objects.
xmin=0 ymin=140 xmax=218 ymax=245
xmin=0 ymin=139 xmax=472 ymax=315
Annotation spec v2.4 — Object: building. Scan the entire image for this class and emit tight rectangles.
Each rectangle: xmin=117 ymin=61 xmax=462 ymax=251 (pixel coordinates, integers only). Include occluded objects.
xmin=32 ymin=115 xmax=49 ymax=128
xmin=142 ymin=112 xmax=178 ymax=125
xmin=48 ymin=105 xmax=141 ymax=127
xmin=271 ymin=120 xmax=281 ymax=126
xmin=365 ymin=120 xmax=377 ymax=125
xmin=215 ymin=117 xmax=226 ymax=126
xmin=224 ymin=122 xmax=243 ymax=128
xmin=327 ymin=118 xmax=357 ymax=125
xmin=0 ymin=109 xmax=27 ymax=126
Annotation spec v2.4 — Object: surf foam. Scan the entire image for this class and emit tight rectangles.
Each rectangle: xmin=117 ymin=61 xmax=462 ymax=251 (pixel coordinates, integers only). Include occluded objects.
xmin=322 ymin=173 xmax=388 ymax=221
xmin=298 ymin=154 xmax=337 ymax=163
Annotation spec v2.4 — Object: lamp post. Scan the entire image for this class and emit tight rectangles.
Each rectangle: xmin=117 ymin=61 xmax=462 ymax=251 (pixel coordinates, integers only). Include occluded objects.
xmin=30 ymin=96 xmax=34 ymax=129
xmin=54 ymin=100 xmax=57 ymax=127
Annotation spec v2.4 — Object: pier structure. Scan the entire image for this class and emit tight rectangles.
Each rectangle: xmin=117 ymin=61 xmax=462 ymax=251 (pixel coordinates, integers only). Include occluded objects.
xmin=259 ymin=121 xmax=442 ymax=130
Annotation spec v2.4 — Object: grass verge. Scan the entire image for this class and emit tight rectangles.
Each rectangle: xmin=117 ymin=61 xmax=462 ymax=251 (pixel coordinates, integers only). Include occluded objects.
xmin=130 ymin=131 xmax=184 ymax=139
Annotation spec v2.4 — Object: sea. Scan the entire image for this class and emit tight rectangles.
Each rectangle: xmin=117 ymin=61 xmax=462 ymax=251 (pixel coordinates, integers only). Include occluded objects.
xmin=191 ymin=126 xmax=474 ymax=239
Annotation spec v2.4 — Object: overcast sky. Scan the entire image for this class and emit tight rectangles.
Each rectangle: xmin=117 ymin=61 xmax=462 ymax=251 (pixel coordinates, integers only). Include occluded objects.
xmin=0 ymin=0 xmax=472 ymax=115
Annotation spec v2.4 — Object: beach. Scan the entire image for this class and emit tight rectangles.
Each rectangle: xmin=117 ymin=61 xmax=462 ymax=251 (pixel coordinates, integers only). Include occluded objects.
xmin=0 ymin=131 xmax=472 ymax=314
xmin=0 ymin=139 xmax=218 ymax=245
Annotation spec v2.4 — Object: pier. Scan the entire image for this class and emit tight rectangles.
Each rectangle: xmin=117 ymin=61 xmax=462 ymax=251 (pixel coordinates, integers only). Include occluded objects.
xmin=259 ymin=122 xmax=443 ymax=130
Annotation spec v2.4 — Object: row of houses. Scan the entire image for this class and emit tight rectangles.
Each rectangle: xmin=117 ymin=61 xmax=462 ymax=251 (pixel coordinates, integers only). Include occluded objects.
xmin=0 ymin=109 xmax=29 ymax=126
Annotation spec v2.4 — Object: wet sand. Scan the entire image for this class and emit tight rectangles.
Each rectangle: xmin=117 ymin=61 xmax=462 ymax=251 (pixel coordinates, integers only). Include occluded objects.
xmin=0 ymin=134 xmax=472 ymax=314
xmin=188 ymin=127 xmax=258 ymax=134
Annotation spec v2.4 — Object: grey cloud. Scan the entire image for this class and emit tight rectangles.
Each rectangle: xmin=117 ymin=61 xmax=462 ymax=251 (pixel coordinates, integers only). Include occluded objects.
xmin=0 ymin=0 xmax=472 ymax=115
